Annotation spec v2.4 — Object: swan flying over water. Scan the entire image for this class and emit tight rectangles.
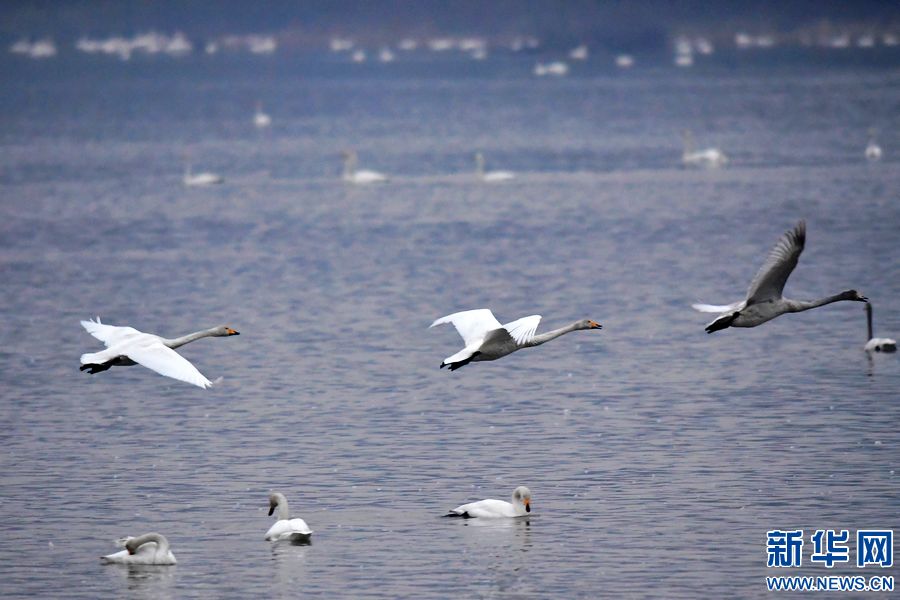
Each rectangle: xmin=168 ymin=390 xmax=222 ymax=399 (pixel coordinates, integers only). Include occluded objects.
xmin=446 ymin=486 xmax=532 ymax=518
xmin=693 ymin=221 xmax=867 ymax=333
xmin=101 ymin=533 xmax=176 ymax=565
xmin=430 ymin=309 xmax=602 ymax=371
xmin=265 ymin=492 xmax=313 ymax=541
xmin=864 ymin=302 xmax=897 ymax=353
xmin=79 ymin=318 xmax=239 ymax=388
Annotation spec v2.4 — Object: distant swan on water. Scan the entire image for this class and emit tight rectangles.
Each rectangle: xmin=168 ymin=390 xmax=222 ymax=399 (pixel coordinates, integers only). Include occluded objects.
xmin=693 ymin=221 xmax=867 ymax=333
xmin=430 ymin=309 xmax=602 ymax=371
xmin=864 ymin=303 xmax=897 ymax=353
xmin=79 ymin=317 xmax=240 ymax=388
xmin=445 ymin=486 xmax=532 ymax=518
xmin=475 ymin=152 xmax=514 ymax=182
xmin=101 ymin=533 xmax=176 ymax=565
xmin=865 ymin=128 xmax=882 ymax=161
xmin=183 ymin=163 xmax=223 ymax=186
xmin=265 ymin=492 xmax=313 ymax=542
xmin=341 ymin=150 xmax=388 ymax=184
xmin=682 ymin=130 xmax=727 ymax=168
xmin=253 ymin=102 xmax=271 ymax=128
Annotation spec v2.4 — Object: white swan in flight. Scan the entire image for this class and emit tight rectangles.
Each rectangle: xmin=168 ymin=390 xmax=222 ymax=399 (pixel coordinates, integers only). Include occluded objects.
xmin=101 ymin=533 xmax=176 ymax=565
xmin=682 ymin=130 xmax=727 ymax=168
xmin=475 ymin=152 xmax=514 ymax=182
xmin=341 ymin=150 xmax=388 ymax=184
xmin=253 ymin=102 xmax=271 ymax=128
xmin=692 ymin=221 xmax=867 ymax=333
xmin=446 ymin=486 xmax=532 ymax=518
xmin=430 ymin=309 xmax=602 ymax=371
xmin=79 ymin=318 xmax=239 ymax=388
xmin=865 ymin=129 xmax=882 ymax=161
xmin=864 ymin=303 xmax=897 ymax=353
xmin=183 ymin=163 xmax=223 ymax=186
xmin=265 ymin=492 xmax=313 ymax=541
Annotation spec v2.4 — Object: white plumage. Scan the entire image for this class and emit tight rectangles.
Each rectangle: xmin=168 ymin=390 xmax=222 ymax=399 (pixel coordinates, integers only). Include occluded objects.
xmin=446 ymin=486 xmax=532 ymax=518
xmin=265 ymin=492 xmax=313 ymax=542
xmin=101 ymin=533 xmax=176 ymax=565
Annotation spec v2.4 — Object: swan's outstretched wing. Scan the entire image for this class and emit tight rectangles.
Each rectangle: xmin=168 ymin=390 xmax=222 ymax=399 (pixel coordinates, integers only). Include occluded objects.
xmin=430 ymin=309 xmax=503 ymax=346
xmin=81 ymin=318 xmax=142 ymax=347
xmin=124 ymin=341 xmax=212 ymax=389
xmin=745 ymin=220 xmax=806 ymax=305
xmin=691 ymin=302 xmax=743 ymax=313
xmin=502 ymin=315 xmax=542 ymax=346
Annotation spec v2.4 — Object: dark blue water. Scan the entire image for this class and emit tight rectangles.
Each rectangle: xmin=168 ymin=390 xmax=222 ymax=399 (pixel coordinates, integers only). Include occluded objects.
xmin=1 ymin=54 xmax=898 ymax=598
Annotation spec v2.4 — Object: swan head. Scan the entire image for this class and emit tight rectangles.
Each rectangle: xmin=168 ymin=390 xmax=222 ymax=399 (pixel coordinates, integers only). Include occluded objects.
xmin=577 ymin=319 xmax=603 ymax=330
xmin=213 ymin=326 xmax=240 ymax=337
xmin=268 ymin=492 xmax=288 ymax=517
xmin=841 ymin=290 xmax=868 ymax=302
xmin=511 ymin=486 xmax=532 ymax=514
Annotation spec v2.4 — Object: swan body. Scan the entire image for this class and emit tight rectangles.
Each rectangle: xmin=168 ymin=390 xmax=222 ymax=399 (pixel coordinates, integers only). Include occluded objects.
xmin=446 ymin=486 xmax=532 ymax=518
xmin=864 ymin=303 xmax=897 ymax=352
xmin=682 ymin=130 xmax=727 ymax=168
xmin=693 ymin=221 xmax=867 ymax=333
xmin=430 ymin=309 xmax=602 ymax=371
xmin=865 ymin=130 xmax=882 ymax=161
xmin=265 ymin=492 xmax=312 ymax=541
xmin=253 ymin=103 xmax=271 ymax=128
xmin=475 ymin=152 xmax=514 ymax=182
xmin=183 ymin=164 xmax=223 ymax=186
xmin=569 ymin=45 xmax=588 ymax=60
xmin=341 ymin=151 xmax=388 ymax=184
xmin=101 ymin=533 xmax=176 ymax=565
xmin=534 ymin=62 xmax=569 ymax=77
xmin=79 ymin=318 xmax=239 ymax=388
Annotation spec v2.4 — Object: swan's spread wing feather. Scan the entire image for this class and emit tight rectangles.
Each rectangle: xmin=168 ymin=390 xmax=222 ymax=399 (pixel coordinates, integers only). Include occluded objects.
xmin=746 ymin=221 xmax=806 ymax=304
xmin=81 ymin=318 xmax=142 ymax=347
xmin=502 ymin=315 xmax=542 ymax=346
xmin=692 ymin=302 xmax=743 ymax=313
xmin=430 ymin=309 xmax=502 ymax=346
xmin=125 ymin=341 xmax=212 ymax=389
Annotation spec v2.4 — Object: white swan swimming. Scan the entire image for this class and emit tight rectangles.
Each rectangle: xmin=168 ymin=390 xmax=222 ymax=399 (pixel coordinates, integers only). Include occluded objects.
xmin=101 ymin=533 xmax=176 ymax=565
xmin=475 ymin=152 xmax=514 ymax=182
xmin=265 ymin=492 xmax=313 ymax=541
xmin=341 ymin=150 xmax=388 ymax=184
xmin=253 ymin=102 xmax=271 ymax=128
xmin=79 ymin=317 xmax=239 ymax=388
xmin=446 ymin=486 xmax=532 ymax=518
xmin=682 ymin=130 xmax=727 ymax=168
xmin=183 ymin=163 xmax=223 ymax=186
xmin=693 ymin=221 xmax=867 ymax=333
xmin=430 ymin=309 xmax=602 ymax=371
xmin=534 ymin=61 xmax=569 ymax=76
xmin=864 ymin=303 xmax=897 ymax=353
xmin=865 ymin=129 xmax=882 ymax=161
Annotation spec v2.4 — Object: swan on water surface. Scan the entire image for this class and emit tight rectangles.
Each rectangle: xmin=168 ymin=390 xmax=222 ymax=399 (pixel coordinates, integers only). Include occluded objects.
xmin=253 ymin=102 xmax=271 ymax=128
xmin=864 ymin=303 xmax=897 ymax=353
xmin=265 ymin=492 xmax=313 ymax=542
xmin=446 ymin=486 xmax=532 ymax=518
xmin=341 ymin=150 xmax=388 ymax=184
xmin=865 ymin=129 xmax=882 ymax=161
xmin=183 ymin=163 xmax=223 ymax=186
xmin=475 ymin=152 xmax=514 ymax=182
xmin=101 ymin=533 xmax=176 ymax=565
xmin=682 ymin=130 xmax=727 ymax=168
xmin=430 ymin=309 xmax=602 ymax=371
xmin=692 ymin=221 xmax=867 ymax=333
xmin=79 ymin=317 xmax=239 ymax=388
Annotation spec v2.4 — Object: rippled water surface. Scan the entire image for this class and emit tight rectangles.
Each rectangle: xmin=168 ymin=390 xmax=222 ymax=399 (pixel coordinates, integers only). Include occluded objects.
xmin=1 ymin=56 xmax=899 ymax=598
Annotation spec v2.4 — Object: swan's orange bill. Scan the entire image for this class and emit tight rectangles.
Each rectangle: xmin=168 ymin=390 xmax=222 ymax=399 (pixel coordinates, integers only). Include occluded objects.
xmin=226 ymin=328 xmax=240 ymax=335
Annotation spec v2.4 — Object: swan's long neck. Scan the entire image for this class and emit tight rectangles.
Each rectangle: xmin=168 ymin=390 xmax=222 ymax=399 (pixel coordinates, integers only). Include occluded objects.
xmin=274 ymin=496 xmax=290 ymax=520
xmin=127 ymin=533 xmax=168 ymax=554
xmin=342 ymin=154 xmax=356 ymax=178
xmin=525 ymin=322 xmax=582 ymax=347
xmin=682 ymin=131 xmax=694 ymax=156
xmin=866 ymin=303 xmax=874 ymax=342
xmin=164 ymin=328 xmax=219 ymax=349
xmin=475 ymin=153 xmax=485 ymax=176
xmin=786 ymin=291 xmax=859 ymax=313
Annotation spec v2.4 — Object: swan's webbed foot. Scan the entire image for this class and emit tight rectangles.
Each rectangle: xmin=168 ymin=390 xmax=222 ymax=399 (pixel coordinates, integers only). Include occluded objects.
xmin=80 ymin=363 xmax=111 ymax=374
xmin=705 ymin=312 xmax=738 ymax=334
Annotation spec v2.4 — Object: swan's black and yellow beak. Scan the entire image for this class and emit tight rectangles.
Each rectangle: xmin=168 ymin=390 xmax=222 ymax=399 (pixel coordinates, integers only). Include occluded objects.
xmin=226 ymin=328 xmax=240 ymax=336
xmin=524 ymin=499 xmax=531 ymax=513
xmin=589 ymin=321 xmax=602 ymax=329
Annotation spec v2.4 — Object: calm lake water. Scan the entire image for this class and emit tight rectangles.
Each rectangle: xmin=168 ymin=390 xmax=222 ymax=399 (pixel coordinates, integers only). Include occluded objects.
xmin=1 ymin=53 xmax=898 ymax=598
